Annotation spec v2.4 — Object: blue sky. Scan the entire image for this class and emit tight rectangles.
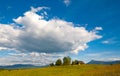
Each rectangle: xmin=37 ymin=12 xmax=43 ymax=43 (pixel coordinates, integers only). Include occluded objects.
xmin=0 ymin=0 xmax=120 ymax=65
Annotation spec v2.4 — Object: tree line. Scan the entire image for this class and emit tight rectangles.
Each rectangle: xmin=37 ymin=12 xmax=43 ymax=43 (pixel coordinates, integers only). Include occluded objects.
xmin=50 ymin=56 xmax=85 ymax=66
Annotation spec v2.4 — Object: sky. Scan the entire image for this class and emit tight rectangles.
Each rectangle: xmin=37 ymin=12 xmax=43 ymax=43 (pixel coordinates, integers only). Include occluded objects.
xmin=0 ymin=0 xmax=120 ymax=66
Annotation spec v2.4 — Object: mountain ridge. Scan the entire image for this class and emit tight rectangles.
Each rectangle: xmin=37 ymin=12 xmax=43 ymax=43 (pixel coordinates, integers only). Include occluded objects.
xmin=0 ymin=64 xmax=46 ymax=69
xmin=87 ymin=60 xmax=120 ymax=64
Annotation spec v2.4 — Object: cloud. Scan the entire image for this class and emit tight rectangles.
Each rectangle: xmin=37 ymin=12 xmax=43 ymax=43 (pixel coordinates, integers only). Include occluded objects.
xmin=107 ymin=58 xmax=120 ymax=61
xmin=84 ymin=52 xmax=120 ymax=62
xmin=102 ymin=38 xmax=117 ymax=44
xmin=63 ymin=0 xmax=71 ymax=6
xmin=86 ymin=53 xmax=101 ymax=57
xmin=0 ymin=6 xmax=102 ymax=54
xmin=30 ymin=6 xmax=49 ymax=13
xmin=102 ymin=40 xmax=109 ymax=44
xmin=0 ymin=24 xmax=21 ymax=50
xmin=95 ymin=27 xmax=103 ymax=30
xmin=0 ymin=51 xmax=64 ymax=66
xmin=8 ymin=52 xmax=27 ymax=57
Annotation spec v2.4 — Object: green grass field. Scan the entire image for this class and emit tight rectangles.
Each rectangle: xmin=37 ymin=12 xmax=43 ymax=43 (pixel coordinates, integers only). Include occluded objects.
xmin=0 ymin=64 xmax=120 ymax=76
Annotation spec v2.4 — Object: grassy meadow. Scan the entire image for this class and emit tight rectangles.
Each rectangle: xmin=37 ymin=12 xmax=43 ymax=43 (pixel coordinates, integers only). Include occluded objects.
xmin=0 ymin=64 xmax=120 ymax=76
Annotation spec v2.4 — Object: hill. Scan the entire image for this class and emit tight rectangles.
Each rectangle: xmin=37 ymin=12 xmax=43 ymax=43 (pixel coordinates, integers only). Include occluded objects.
xmin=87 ymin=60 xmax=120 ymax=64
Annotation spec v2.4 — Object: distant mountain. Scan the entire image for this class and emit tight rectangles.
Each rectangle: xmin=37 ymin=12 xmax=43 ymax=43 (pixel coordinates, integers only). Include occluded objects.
xmin=0 ymin=64 xmax=46 ymax=69
xmin=87 ymin=60 xmax=120 ymax=65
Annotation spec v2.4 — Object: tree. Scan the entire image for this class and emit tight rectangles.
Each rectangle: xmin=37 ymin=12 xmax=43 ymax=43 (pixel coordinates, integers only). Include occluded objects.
xmin=63 ymin=56 xmax=71 ymax=65
xmin=72 ymin=61 xmax=76 ymax=65
xmin=50 ymin=63 xmax=54 ymax=66
xmin=55 ymin=59 xmax=62 ymax=66
xmin=72 ymin=60 xmax=78 ymax=65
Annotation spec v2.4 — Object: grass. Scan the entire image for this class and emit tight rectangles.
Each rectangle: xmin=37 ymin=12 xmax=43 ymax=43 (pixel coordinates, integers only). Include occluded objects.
xmin=0 ymin=64 xmax=120 ymax=76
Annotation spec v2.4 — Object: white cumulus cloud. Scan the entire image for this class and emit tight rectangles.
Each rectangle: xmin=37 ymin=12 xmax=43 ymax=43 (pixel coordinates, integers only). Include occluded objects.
xmin=0 ymin=6 xmax=102 ymax=54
